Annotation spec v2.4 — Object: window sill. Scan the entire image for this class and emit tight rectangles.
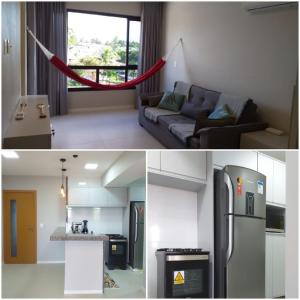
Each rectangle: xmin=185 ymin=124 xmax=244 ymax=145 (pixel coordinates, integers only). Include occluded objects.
xmin=68 ymin=87 xmax=137 ymax=92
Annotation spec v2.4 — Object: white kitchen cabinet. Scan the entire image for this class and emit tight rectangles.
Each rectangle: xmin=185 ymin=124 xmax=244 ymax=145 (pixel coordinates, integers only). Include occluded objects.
xmin=89 ymin=188 xmax=108 ymax=207
xmin=213 ymin=151 xmax=257 ymax=171
xmin=273 ymin=161 xmax=286 ymax=206
xmin=106 ymin=188 xmax=127 ymax=207
xmin=265 ymin=234 xmax=273 ymax=298
xmin=258 ymin=154 xmax=274 ymax=204
xmin=148 ymin=151 xmax=207 ymax=192
xmin=160 ymin=151 xmax=206 ymax=181
xmin=68 ymin=187 xmax=127 ymax=207
xmin=265 ymin=233 xmax=285 ymax=298
xmin=68 ymin=188 xmax=90 ymax=206
xmin=148 ymin=151 xmax=160 ymax=170
xmin=272 ymin=234 xmax=285 ymax=297
xmin=258 ymin=154 xmax=286 ymax=206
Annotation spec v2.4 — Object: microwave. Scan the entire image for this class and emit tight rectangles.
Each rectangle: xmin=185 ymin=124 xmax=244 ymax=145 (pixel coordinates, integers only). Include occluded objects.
xmin=266 ymin=204 xmax=285 ymax=233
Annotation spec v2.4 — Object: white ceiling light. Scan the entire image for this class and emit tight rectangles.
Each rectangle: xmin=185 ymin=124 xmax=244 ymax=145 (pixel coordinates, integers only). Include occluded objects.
xmin=84 ymin=163 xmax=98 ymax=170
xmin=2 ymin=151 xmax=19 ymax=159
xmin=78 ymin=182 xmax=87 ymax=186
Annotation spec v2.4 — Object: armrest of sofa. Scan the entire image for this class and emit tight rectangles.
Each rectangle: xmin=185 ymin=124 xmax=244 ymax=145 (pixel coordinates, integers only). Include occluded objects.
xmin=196 ymin=122 xmax=268 ymax=149
xmin=139 ymin=92 xmax=164 ymax=107
xmin=194 ymin=117 xmax=236 ymax=136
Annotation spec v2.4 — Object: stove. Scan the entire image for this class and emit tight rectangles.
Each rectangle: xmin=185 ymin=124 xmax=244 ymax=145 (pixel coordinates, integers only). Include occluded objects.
xmin=156 ymin=248 xmax=210 ymax=298
xmin=104 ymin=234 xmax=127 ymax=270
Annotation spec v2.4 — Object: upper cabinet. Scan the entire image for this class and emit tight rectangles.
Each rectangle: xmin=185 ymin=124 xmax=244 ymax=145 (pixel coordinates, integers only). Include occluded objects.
xmin=213 ymin=151 xmax=257 ymax=171
xmin=273 ymin=161 xmax=286 ymax=206
xmin=69 ymin=187 xmax=127 ymax=207
xmin=258 ymin=153 xmax=286 ymax=206
xmin=148 ymin=151 xmax=207 ymax=192
xmin=257 ymin=154 xmax=274 ymax=204
xmin=160 ymin=151 xmax=206 ymax=181
xmin=148 ymin=151 xmax=160 ymax=170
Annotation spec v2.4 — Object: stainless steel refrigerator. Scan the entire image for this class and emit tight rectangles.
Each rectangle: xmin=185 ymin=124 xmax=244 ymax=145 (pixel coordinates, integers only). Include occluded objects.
xmin=129 ymin=201 xmax=144 ymax=269
xmin=214 ymin=165 xmax=266 ymax=298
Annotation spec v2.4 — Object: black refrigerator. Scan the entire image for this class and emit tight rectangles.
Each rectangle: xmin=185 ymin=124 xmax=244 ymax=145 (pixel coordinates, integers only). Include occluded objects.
xmin=129 ymin=201 xmax=144 ymax=269
xmin=214 ymin=165 xmax=266 ymax=298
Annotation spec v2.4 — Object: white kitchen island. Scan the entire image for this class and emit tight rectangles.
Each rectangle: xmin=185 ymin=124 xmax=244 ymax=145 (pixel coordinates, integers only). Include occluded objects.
xmin=50 ymin=227 xmax=108 ymax=295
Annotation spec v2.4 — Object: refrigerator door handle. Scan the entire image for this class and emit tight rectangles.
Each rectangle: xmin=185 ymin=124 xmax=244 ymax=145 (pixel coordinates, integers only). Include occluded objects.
xmin=134 ymin=206 xmax=138 ymax=243
xmin=224 ymin=172 xmax=234 ymax=263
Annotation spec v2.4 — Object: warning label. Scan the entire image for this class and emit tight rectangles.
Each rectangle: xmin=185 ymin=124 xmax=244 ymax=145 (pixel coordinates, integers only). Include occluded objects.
xmin=112 ymin=245 xmax=117 ymax=251
xmin=173 ymin=271 xmax=185 ymax=285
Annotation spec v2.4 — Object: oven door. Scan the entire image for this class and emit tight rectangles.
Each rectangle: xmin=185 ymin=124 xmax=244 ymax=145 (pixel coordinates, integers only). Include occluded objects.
xmin=109 ymin=240 xmax=127 ymax=264
xmin=165 ymin=256 xmax=209 ymax=298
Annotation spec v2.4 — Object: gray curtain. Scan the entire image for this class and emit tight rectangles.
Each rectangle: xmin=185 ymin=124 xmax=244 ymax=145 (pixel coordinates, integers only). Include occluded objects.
xmin=27 ymin=2 xmax=68 ymax=116
xmin=137 ymin=2 xmax=163 ymax=107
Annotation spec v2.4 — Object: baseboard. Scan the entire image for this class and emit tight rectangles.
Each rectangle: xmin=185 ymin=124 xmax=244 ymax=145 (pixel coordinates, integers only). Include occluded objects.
xmin=69 ymin=104 xmax=135 ymax=114
xmin=37 ymin=260 xmax=65 ymax=264
xmin=64 ymin=289 xmax=103 ymax=295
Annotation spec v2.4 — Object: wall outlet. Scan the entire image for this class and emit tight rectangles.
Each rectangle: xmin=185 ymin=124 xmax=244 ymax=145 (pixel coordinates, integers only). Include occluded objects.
xmin=173 ymin=60 xmax=177 ymax=68
xmin=40 ymin=223 xmax=44 ymax=229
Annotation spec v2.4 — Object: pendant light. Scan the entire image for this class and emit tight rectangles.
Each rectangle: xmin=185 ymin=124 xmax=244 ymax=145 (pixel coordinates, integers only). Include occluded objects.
xmin=60 ymin=158 xmax=67 ymax=198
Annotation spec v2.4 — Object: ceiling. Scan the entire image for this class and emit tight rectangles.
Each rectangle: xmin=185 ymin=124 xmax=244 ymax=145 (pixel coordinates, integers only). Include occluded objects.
xmin=2 ymin=151 xmax=124 ymax=179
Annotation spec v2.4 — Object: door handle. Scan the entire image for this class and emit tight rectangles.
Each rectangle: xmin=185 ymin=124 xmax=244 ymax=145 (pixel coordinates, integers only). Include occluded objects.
xmin=224 ymin=172 xmax=234 ymax=263
xmin=27 ymin=227 xmax=34 ymax=232
xmin=134 ymin=206 xmax=138 ymax=243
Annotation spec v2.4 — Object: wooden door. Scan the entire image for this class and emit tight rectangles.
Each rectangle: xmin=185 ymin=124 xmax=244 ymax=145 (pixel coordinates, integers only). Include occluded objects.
xmin=3 ymin=190 xmax=37 ymax=263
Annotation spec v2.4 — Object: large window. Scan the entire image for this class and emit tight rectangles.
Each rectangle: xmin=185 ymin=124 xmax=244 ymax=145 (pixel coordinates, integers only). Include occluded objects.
xmin=67 ymin=10 xmax=141 ymax=91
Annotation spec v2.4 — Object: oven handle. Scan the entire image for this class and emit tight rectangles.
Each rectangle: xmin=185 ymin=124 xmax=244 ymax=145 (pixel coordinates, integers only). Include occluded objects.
xmin=224 ymin=172 xmax=234 ymax=263
xmin=134 ymin=206 xmax=138 ymax=243
xmin=110 ymin=239 xmax=127 ymax=242
xmin=166 ymin=254 xmax=209 ymax=261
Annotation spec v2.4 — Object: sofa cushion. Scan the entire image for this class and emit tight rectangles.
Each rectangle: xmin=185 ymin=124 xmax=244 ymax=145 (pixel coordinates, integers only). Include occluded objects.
xmin=174 ymin=81 xmax=192 ymax=99
xmin=216 ymin=93 xmax=249 ymax=124
xmin=158 ymin=114 xmax=195 ymax=129
xmin=181 ymin=102 xmax=209 ymax=120
xmin=208 ymin=104 xmax=232 ymax=120
xmin=189 ymin=85 xmax=206 ymax=106
xmin=237 ymin=100 xmax=257 ymax=124
xmin=144 ymin=107 xmax=180 ymax=123
xmin=168 ymin=123 xmax=196 ymax=144
xmin=188 ymin=85 xmax=220 ymax=112
xmin=202 ymin=90 xmax=220 ymax=112
xmin=158 ymin=91 xmax=185 ymax=112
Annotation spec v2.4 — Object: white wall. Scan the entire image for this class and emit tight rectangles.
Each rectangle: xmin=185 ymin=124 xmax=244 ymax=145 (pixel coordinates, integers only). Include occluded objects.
xmin=197 ymin=152 xmax=214 ymax=297
xmin=147 ymin=184 xmax=198 ymax=298
xmin=2 ymin=2 xmax=21 ymax=137
xmin=161 ymin=2 xmax=298 ymax=132
xmin=285 ymin=151 xmax=298 ymax=298
xmin=65 ymin=2 xmax=142 ymax=112
xmin=67 ymin=207 xmax=123 ymax=234
xmin=2 ymin=176 xmax=65 ymax=262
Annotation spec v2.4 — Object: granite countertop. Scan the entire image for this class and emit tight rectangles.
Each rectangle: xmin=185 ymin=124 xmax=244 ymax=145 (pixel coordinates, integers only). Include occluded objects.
xmin=50 ymin=227 xmax=109 ymax=241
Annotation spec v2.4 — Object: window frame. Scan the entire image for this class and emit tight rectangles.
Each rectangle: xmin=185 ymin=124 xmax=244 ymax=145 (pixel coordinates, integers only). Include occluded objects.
xmin=67 ymin=9 xmax=141 ymax=92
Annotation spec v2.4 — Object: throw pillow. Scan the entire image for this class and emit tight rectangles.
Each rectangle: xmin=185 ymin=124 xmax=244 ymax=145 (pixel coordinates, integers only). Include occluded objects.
xmin=158 ymin=91 xmax=185 ymax=112
xmin=208 ymin=104 xmax=232 ymax=120
xmin=181 ymin=102 xmax=209 ymax=120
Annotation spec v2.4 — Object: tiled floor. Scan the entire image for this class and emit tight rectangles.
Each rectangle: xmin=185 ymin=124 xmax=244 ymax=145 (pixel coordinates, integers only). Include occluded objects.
xmin=51 ymin=109 xmax=164 ymax=149
xmin=2 ymin=264 xmax=145 ymax=298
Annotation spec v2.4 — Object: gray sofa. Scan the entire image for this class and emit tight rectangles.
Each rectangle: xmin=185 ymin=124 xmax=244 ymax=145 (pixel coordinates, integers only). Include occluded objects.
xmin=138 ymin=81 xmax=268 ymax=149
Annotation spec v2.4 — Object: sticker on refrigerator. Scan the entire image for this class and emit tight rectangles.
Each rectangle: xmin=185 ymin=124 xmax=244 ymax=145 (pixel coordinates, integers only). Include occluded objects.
xmin=112 ymin=244 xmax=117 ymax=251
xmin=257 ymin=180 xmax=264 ymax=194
xmin=173 ymin=271 xmax=184 ymax=285
xmin=236 ymin=177 xmax=243 ymax=196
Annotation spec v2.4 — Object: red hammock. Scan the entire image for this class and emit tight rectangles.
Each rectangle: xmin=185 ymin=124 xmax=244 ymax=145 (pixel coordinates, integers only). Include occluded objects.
xmin=27 ymin=27 xmax=181 ymax=91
